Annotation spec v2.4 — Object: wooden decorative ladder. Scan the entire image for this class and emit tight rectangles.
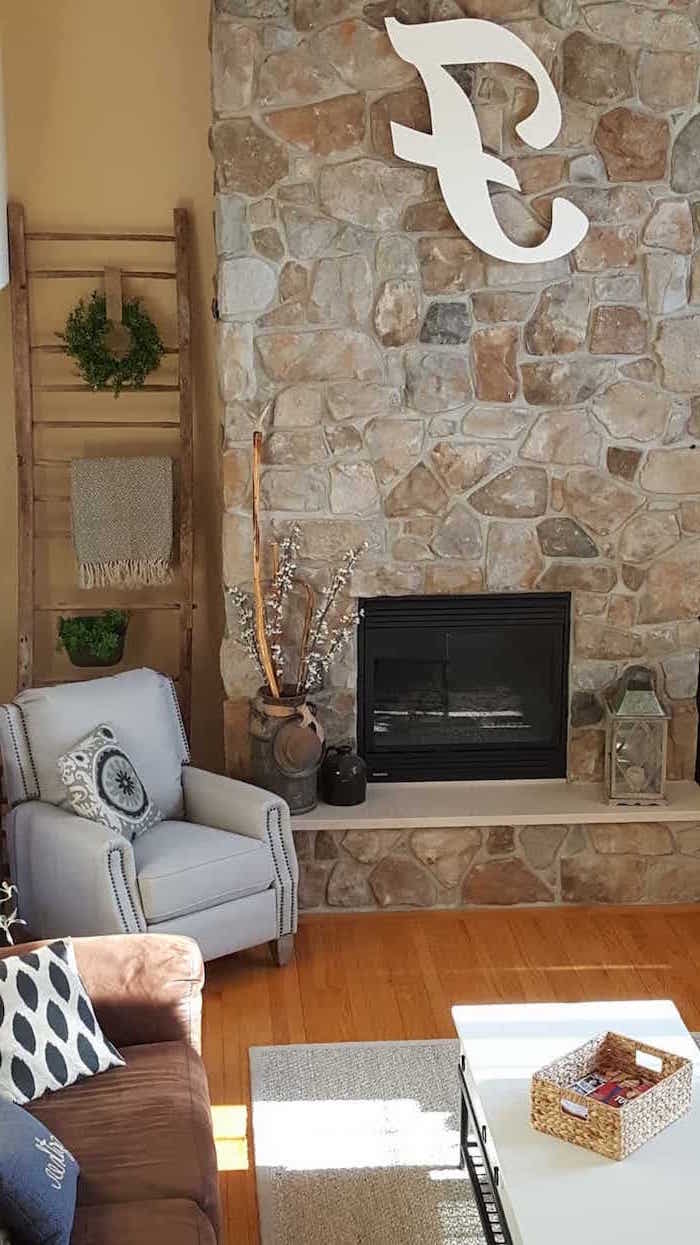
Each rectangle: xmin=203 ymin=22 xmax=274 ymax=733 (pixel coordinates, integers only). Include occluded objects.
xmin=7 ymin=205 xmax=194 ymax=733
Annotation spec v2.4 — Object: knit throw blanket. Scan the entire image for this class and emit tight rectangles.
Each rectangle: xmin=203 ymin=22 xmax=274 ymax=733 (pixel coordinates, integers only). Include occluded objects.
xmin=71 ymin=456 xmax=173 ymax=589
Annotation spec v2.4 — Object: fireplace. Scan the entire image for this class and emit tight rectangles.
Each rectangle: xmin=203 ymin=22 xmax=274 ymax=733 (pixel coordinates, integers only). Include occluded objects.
xmin=357 ymin=593 xmax=571 ymax=783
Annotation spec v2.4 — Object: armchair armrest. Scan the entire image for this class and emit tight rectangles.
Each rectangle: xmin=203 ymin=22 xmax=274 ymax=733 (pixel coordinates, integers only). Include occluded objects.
xmin=183 ymin=766 xmax=289 ymax=841
xmin=182 ymin=766 xmax=298 ymax=937
xmin=0 ymin=934 xmax=204 ymax=1052
xmin=8 ymin=801 xmax=146 ymax=940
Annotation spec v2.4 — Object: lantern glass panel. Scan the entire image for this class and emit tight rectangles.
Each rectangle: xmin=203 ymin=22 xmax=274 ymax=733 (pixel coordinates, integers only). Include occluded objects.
xmin=611 ymin=718 xmax=665 ymax=800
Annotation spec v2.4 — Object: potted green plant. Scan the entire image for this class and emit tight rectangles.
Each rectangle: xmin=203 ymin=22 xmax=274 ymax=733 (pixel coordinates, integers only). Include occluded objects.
xmin=57 ymin=610 xmax=129 ymax=668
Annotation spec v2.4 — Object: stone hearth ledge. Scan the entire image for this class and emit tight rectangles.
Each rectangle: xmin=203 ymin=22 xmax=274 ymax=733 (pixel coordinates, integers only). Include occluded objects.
xmin=293 ymin=781 xmax=700 ymax=911
xmin=295 ymin=779 xmax=700 ymax=830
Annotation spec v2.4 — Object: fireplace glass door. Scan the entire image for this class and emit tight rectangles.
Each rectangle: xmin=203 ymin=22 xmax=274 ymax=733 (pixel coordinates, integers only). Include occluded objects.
xmin=357 ymin=593 xmax=570 ymax=782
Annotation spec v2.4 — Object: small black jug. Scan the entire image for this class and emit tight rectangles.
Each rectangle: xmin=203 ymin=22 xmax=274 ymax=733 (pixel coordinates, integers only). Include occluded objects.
xmin=320 ymin=744 xmax=367 ymax=806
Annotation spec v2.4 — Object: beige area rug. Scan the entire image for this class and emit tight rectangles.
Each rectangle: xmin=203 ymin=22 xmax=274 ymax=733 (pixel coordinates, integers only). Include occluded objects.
xmin=249 ymin=1039 xmax=485 ymax=1245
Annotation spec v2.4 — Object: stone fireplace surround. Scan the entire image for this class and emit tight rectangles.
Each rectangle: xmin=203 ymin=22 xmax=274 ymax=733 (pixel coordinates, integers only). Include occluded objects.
xmin=211 ymin=0 xmax=700 ymax=908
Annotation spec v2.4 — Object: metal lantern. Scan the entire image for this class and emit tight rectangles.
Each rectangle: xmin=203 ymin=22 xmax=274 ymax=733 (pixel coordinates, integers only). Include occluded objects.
xmin=604 ymin=665 xmax=670 ymax=805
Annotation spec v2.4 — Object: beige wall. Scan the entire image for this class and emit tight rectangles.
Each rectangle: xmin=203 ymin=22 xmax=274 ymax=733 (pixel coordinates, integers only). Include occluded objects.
xmin=0 ymin=1 xmax=223 ymax=769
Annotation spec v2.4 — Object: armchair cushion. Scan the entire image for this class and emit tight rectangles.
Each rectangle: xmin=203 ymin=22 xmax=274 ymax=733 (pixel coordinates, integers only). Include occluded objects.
xmin=12 ymin=668 xmax=188 ymax=817
xmin=133 ymin=821 xmax=274 ymax=924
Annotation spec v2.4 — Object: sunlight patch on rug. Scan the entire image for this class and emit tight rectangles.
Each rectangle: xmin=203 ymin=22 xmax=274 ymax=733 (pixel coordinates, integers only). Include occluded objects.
xmin=250 ymin=1039 xmax=485 ymax=1245
xmin=253 ymin=1096 xmax=457 ymax=1170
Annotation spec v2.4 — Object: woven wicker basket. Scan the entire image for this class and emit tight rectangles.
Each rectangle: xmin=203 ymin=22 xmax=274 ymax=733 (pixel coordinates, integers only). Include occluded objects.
xmin=531 ymin=1031 xmax=692 ymax=1161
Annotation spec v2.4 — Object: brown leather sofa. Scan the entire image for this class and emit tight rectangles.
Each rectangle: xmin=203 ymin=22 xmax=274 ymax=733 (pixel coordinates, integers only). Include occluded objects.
xmin=0 ymin=933 xmax=221 ymax=1245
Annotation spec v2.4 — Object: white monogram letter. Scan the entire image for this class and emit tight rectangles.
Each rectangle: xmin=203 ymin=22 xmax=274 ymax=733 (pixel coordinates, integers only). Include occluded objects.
xmin=385 ymin=17 xmax=589 ymax=264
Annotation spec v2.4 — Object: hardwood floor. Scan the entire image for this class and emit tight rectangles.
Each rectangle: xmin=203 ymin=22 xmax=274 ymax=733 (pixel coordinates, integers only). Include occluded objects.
xmin=202 ymin=904 xmax=700 ymax=1244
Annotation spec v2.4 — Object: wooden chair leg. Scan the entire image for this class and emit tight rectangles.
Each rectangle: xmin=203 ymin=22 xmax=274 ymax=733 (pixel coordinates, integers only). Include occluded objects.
xmin=270 ymin=934 xmax=295 ymax=967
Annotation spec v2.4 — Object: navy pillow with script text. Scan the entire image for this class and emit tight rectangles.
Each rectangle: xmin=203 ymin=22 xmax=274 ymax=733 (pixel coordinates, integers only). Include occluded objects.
xmin=0 ymin=1097 xmax=79 ymax=1245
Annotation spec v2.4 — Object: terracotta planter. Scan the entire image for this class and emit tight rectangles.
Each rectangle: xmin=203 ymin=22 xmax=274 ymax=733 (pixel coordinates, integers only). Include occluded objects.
xmin=249 ymin=687 xmax=324 ymax=815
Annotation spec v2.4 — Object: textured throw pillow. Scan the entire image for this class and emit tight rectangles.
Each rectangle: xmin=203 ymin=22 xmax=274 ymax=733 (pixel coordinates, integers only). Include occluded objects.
xmin=0 ymin=1098 xmax=79 ymax=1245
xmin=0 ymin=939 xmax=124 ymax=1105
xmin=57 ymin=723 xmax=163 ymax=840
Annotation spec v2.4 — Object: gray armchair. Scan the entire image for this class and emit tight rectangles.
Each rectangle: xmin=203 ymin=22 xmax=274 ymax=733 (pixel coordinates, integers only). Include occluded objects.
xmin=0 ymin=668 xmax=297 ymax=964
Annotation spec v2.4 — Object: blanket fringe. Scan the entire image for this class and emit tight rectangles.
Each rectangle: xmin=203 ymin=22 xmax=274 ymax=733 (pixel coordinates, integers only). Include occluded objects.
xmin=78 ymin=558 xmax=173 ymax=591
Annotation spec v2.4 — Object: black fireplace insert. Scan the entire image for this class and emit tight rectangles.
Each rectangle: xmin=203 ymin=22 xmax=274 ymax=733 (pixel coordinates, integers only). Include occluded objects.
xmin=357 ymin=592 xmax=571 ymax=782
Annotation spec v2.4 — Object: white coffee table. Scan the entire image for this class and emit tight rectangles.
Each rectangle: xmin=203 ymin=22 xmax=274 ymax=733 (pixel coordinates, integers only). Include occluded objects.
xmin=452 ymin=1000 xmax=700 ymax=1245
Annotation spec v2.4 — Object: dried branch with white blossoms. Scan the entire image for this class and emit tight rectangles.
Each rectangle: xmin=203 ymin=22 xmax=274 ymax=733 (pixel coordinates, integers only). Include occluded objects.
xmin=0 ymin=881 xmax=26 ymax=946
xmin=226 ymin=428 xmax=366 ymax=699
xmin=227 ymin=522 xmax=365 ymax=697
xmin=298 ymin=542 xmax=364 ymax=693
xmin=226 ymin=586 xmax=265 ymax=683
xmin=267 ymin=524 xmax=301 ymax=681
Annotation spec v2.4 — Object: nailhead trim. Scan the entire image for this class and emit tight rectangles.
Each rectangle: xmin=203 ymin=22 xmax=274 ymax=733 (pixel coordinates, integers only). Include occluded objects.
xmin=17 ymin=704 xmax=41 ymax=800
xmin=107 ymin=849 xmax=129 ymax=933
xmin=266 ymin=805 xmax=296 ymax=938
xmin=107 ymin=846 xmax=144 ymax=933
xmin=166 ymin=676 xmax=190 ymax=763
xmin=0 ymin=706 xmax=30 ymax=805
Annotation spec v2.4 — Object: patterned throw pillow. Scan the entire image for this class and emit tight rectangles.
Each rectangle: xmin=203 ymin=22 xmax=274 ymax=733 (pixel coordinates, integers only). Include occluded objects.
xmin=0 ymin=939 xmax=124 ymax=1105
xmin=0 ymin=1098 xmax=79 ymax=1245
xmin=57 ymin=723 xmax=163 ymax=840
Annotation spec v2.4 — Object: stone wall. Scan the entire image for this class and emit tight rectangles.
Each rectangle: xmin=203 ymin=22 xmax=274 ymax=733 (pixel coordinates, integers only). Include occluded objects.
xmin=294 ymin=820 xmax=700 ymax=909
xmin=212 ymin=0 xmax=700 ymax=780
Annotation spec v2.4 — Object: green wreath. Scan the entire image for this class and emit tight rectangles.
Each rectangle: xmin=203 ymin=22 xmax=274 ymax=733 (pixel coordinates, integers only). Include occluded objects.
xmin=59 ymin=291 xmax=165 ymax=397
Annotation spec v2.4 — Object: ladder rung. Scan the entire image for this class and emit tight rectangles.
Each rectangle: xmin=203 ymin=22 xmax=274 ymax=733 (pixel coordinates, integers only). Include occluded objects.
xmin=33 ymin=383 xmax=180 ymax=393
xmin=26 ymin=231 xmax=176 ymax=243
xmin=34 ymin=420 xmax=180 ymax=429
xmin=34 ymin=453 xmax=181 ymax=467
xmin=28 ymin=268 xmax=176 ymax=280
xmin=31 ymin=343 xmax=179 ymax=355
xmin=35 ymin=602 xmax=183 ymax=613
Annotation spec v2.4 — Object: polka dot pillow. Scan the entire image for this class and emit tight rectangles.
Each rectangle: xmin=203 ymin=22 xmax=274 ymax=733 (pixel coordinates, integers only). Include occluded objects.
xmin=57 ymin=723 xmax=163 ymax=841
xmin=0 ymin=939 xmax=124 ymax=1105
